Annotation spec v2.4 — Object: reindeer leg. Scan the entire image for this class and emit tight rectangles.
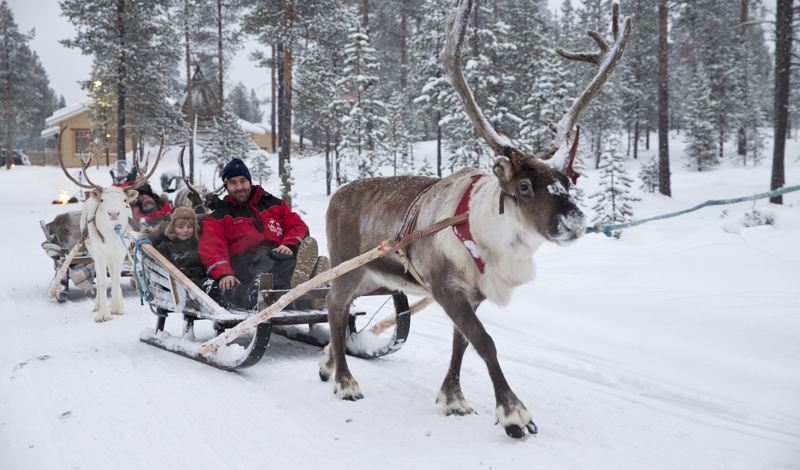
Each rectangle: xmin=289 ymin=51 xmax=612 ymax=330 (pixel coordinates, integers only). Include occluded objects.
xmin=108 ymin=253 xmax=124 ymax=315
xmin=435 ymin=285 xmax=536 ymax=438
xmin=321 ymin=271 xmax=365 ymax=401
xmin=94 ymin=256 xmax=111 ymax=322
xmin=436 ymin=327 xmax=474 ymax=415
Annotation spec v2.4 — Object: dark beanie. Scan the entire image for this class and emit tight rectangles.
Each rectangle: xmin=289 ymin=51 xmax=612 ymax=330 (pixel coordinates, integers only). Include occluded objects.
xmin=222 ymin=158 xmax=252 ymax=185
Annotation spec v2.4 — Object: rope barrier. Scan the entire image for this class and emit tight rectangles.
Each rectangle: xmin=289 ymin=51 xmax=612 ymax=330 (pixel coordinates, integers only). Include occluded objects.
xmin=586 ymin=184 xmax=800 ymax=237
xmin=130 ymin=235 xmax=166 ymax=317
xmin=114 ymin=226 xmax=141 ymax=297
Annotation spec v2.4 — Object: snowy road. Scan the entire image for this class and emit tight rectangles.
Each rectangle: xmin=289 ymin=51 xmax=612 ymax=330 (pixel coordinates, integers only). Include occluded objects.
xmin=2 ymin=144 xmax=799 ymax=469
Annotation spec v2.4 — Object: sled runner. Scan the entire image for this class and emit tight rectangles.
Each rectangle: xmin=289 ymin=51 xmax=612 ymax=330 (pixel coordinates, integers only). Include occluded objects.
xmin=135 ymin=242 xmax=411 ymax=371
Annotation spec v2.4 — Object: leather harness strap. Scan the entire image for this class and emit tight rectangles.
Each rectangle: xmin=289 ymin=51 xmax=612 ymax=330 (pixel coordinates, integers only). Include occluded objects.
xmin=383 ymin=174 xmax=485 ymax=282
xmin=82 ymin=208 xmax=106 ymax=244
xmin=452 ymin=175 xmax=485 ymax=273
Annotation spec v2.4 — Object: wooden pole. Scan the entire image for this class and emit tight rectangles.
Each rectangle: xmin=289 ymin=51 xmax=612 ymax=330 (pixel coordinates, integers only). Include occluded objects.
xmin=199 ymin=241 xmax=396 ymax=355
xmin=48 ymin=241 xmax=85 ymax=298
xmin=370 ymin=296 xmax=433 ymax=336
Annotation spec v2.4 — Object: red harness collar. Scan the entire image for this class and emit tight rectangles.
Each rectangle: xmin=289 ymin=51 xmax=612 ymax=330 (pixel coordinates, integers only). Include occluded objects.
xmin=453 ymin=175 xmax=485 ymax=274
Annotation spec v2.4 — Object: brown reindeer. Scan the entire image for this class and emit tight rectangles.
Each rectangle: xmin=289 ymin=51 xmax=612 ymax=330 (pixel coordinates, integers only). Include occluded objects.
xmin=172 ymin=148 xmax=224 ymax=214
xmin=319 ymin=1 xmax=631 ymax=438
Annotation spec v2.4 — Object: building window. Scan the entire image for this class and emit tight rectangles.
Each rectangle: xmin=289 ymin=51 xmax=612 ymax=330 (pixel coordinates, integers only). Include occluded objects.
xmin=74 ymin=130 xmax=91 ymax=155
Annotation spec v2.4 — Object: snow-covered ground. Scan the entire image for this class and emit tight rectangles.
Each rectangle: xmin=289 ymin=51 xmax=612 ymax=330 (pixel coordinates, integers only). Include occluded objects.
xmin=1 ymin=133 xmax=799 ymax=470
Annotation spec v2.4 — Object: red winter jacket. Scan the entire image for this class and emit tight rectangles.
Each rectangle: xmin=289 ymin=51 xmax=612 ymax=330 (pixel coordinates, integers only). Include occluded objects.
xmin=198 ymin=185 xmax=309 ymax=280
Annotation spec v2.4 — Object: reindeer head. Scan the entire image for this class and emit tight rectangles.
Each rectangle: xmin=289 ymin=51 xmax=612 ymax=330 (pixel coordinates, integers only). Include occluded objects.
xmin=177 ymin=147 xmax=225 ymax=214
xmin=88 ymin=185 xmax=138 ymax=228
xmin=493 ymin=152 xmax=584 ymax=246
xmin=442 ymin=1 xmax=631 ymax=245
xmin=58 ymin=131 xmax=167 ymax=233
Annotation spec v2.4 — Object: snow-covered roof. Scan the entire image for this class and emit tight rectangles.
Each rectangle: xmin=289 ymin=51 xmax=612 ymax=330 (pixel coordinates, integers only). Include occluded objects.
xmin=40 ymin=125 xmax=60 ymax=139
xmin=238 ymin=118 xmax=268 ymax=135
xmin=44 ymin=102 xmax=88 ymax=128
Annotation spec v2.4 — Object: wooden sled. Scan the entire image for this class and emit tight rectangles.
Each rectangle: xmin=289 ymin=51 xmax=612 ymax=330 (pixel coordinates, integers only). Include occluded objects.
xmin=41 ymin=219 xmax=132 ymax=302
xmin=135 ymin=243 xmax=411 ymax=371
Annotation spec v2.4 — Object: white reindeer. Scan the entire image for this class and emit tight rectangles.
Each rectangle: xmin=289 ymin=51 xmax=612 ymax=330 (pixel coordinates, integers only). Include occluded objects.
xmin=59 ymin=137 xmax=164 ymax=322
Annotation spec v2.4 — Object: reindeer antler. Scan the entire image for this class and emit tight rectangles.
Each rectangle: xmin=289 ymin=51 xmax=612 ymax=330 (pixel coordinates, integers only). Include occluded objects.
xmin=129 ymin=134 xmax=167 ymax=190
xmin=552 ymin=3 xmax=632 ymax=164
xmin=441 ymin=0 xmax=530 ymax=165
xmin=178 ymin=146 xmax=204 ymax=198
xmin=441 ymin=0 xmax=631 ymax=177
xmin=57 ymin=126 xmax=103 ymax=190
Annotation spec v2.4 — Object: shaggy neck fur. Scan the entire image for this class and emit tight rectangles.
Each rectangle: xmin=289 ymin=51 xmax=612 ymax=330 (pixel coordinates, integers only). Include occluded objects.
xmin=469 ymin=177 xmax=546 ymax=306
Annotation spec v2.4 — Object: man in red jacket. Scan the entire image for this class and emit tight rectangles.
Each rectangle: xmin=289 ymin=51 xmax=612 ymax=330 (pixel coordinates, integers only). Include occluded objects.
xmin=199 ymin=158 xmax=321 ymax=309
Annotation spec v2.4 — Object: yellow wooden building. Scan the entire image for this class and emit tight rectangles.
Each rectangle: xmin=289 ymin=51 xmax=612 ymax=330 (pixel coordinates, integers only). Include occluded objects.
xmin=40 ymin=103 xmax=133 ymax=168
xmin=42 ymin=103 xmax=306 ymax=168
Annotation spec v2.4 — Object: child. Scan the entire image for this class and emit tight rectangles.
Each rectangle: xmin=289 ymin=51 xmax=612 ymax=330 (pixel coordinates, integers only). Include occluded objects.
xmin=155 ymin=207 xmax=205 ymax=284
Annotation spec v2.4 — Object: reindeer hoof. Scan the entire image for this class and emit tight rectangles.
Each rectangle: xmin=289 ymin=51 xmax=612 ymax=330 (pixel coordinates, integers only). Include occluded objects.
xmin=334 ymin=381 xmax=363 ymax=401
xmin=340 ymin=393 xmax=362 ymax=401
xmin=436 ymin=391 xmax=474 ymax=416
xmin=502 ymin=421 xmax=537 ymax=439
xmin=319 ymin=369 xmax=330 ymax=382
xmin=95 ymin=314 xmax=111 ymax=323
xmin=505 ymin=425 xmax=525 ymax=439
xmin=527 ymin=422 xmax=538 ymax=435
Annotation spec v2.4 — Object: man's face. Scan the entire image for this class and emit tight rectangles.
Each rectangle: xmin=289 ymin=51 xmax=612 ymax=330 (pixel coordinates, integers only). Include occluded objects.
xmin=227 ymin=176 xmax=252 ymax=203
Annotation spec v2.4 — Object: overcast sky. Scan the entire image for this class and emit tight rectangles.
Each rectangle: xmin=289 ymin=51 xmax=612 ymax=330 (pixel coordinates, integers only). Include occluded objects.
xmin=4 ymin=0 xmax=273 ymax=108
xmin=4 ymin=0 xmax=777 ymax=112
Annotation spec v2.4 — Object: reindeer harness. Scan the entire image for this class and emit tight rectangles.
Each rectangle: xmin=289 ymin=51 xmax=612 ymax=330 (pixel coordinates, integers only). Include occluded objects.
xmin=392 ymin=174 xmax=487 ymax=288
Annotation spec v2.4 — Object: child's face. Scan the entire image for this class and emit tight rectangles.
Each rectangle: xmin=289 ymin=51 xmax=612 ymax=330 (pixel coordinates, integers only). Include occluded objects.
xmin=174 ymin=221 xmax=194 ymax=241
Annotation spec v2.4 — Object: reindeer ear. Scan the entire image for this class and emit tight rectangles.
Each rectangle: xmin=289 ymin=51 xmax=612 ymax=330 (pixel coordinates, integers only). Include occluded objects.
xmin=493 ymin=158 xmax=514 ymax=184
xmin=90 ymin=189 xmax=102 ymax=202
xmin=125 ymin=190 xmax=139 ymax=203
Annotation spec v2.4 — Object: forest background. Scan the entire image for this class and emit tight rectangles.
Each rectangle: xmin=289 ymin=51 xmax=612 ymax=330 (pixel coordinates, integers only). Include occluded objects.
xmin=0 ymin=0 xmax=794 ymax=211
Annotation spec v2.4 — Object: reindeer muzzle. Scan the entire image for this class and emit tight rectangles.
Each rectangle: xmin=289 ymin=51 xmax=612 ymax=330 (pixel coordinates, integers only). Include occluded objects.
xmin=553 ymin=211 xmax=586 ymax=246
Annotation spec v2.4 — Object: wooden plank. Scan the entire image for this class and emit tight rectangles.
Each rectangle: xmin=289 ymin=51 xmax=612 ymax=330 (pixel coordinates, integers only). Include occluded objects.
xmin=140 ymin=244 xmax=231 ymax=319
xmin=48 ymin=241 xmax=85 ymax=298
xmin=370 ymin=296 xmax=434 ymax=335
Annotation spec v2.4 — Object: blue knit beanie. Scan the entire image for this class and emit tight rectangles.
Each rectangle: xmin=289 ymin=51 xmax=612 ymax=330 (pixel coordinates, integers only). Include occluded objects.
xmin=222 ymin=158 xmax=252 ymax=185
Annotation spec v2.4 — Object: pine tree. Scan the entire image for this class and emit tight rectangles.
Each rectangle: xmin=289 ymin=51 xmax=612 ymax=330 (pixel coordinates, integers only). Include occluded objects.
xmin=0 ymin=2 xmax=44 ymax=165
xmin=683 ymin=65 xmax=719 ymax=171
xmin=638 ymin=156 xmax=659 ymax=193
xmin=384 ymin=91 xmax=414 ymax=175
xmin=9 ymin=47 xmax=54 ymax=151
xmin=409 ymin=0 xmax=451 ymax=176
xmin=61 ymin=0 xmax=181 ymax=160
xmin=672 ymin=0 xmax=745 ymax=160
xmin=576 ymin=0 xmax=622 ymax=168
xmin=333 ymin=14 xmax=386 ymax=180
xmin=570 ymin=140 xmax=589 ymax=207
xmin=243 ymin=0 xmax=343 ymax=205
xmin=248 ymin=149 xmax=273 ymax=186
xmin=202 ymin=108 xmax=256 ymax=171
xmin=732 ymin=1 xmax=770 ymax=166
xmin=229 ymin=82 xmax=263 ymax=123
xmin=619 ymin=0 xmax=658 ymax=160
xmin=294 ymin=29 xmax=347 ymax=193
xmin=518 ymin=52 xmax=573 ymax=155
xmin=590 ymin=136 xmax=639 ymax=237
